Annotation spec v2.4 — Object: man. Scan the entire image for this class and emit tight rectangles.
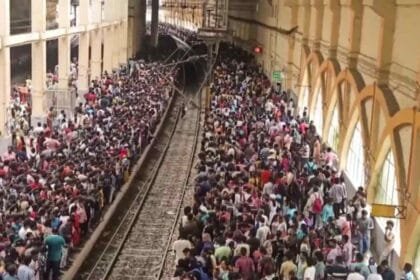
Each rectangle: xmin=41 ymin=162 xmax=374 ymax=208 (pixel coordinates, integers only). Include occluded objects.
xmin=325 ymin=256 xmax=348 ymax=280
xmin=235 ymin=247 xmax=255 ymax=280
xmin=214 ymin=238 xmax=232 ymax=262
xmin=356 ymin=210 xmax=374 ymax=255
xmin=279 ymin=251 xmax=297 ymax=280
xmin=17 ymin=255 xmax=35 ymax=280
xmin=378 ymin=260 xmax=395 ymax=280
xmin=349 ymin=253 xmax=370 ymax=279
xmin=173 ymin=235 xmax=193 ymax=264
xmin=381 ymin=220 xmax=395 ymax=265
xmin=44 ymin=228 xmax=66 ymax=280
xmin=329 ymin=177 xmax=347 ymax=219
xmin=347 ymin=267 xmax=365 ymax=280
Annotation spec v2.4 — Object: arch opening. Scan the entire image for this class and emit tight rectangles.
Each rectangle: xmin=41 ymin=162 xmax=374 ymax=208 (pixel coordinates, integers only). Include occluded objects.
xmin=345 ymin=120 xmax=366 ymax=188
xmin=374 ymin=150 xmax=401 ymax=256
xmin=327 ymin=102 xmax=340 ymax=151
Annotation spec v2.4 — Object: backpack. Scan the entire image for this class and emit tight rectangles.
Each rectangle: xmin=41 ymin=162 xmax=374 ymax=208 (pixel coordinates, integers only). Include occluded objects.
xmin=312 ymin=193 xmax=323 ymax=214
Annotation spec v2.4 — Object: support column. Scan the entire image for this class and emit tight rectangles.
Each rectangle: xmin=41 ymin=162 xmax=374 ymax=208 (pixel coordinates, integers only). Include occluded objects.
xmin=78 ymin=0 xmax=90 ymax=92
xmin=103 ymin=28 xmax=113 ymax=72
xmin=103 ymin=0 xmax=114 ymax=72
xmin=119 ymin=0 xmax=128 ymax=63
xmin=138 ymin=0 xmax=147 ymax=54
xmin=90 ymin=29 xmax=102 ymax=80
xmin=151 ymin=0 xmax=159 ymax=48
xmin=0 ymin=0 xmax=11 ymax=136
xmin=58 ymin=0 xmax=70 ymax=88
xmin=112 ymin=26 xmax=120 ymax=69
xmin=30 ymin=5 xmax=47 ymax=116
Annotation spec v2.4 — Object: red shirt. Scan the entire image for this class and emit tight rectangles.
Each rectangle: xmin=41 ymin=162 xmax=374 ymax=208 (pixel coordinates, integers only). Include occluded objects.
xmin=235 ymin=256 xmax=255 ymax=280
xmin=260 ymin=169 xmax=271 ymax=184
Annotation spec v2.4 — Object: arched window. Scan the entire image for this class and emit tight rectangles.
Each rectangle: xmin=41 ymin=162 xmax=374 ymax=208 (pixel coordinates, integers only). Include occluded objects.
xmin=415 ymin=245 xmax=420 ymax=279
xmin=377 ymin=151 xmax=398 ymax=205
xmin=312 ymin=87 xmax=323 ymax=135
xmin=327 ymin=103 xmax=340 ymax=151
xmin=345 ymin=121 xmax=365 ymax=188
xmin=299 ymin=83 xmax=310 ymax=115
xmin=375 ymin=151 xmax=401 ymax=255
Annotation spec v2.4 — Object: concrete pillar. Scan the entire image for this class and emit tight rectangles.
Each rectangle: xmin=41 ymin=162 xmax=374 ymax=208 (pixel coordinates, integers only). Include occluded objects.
xmin=138 ymin=0 xmax=147 ymax=54
xmin=127 ymin=0 xmax=135 ymax=58
xmin=151 ymin=0 xmax=159 ymax=48
xmin=103 ymin=28 xmax=113 ymax=72
xmin=120 ymin=21 xmax=128 ymax=64
xmin=103 ymin=0 xmax=114 ymax=72
xmin=58 ymin=0 xmax=71 ymax=88
xmin=112 ymin=26 xmax=120 ymax=69
xmin=91 ymin=0 xmax=102 ymax=24
xmin=0 ymin=0 xmax=11 ymax=136
xmin=119 ymin=0 xmax=128 ymax=64
xmin=90 ymin=29 xmax=102 ymax=80
xmin=78 ymin=0 xmax=90 ymax=92
xmin=31 ymin=0 xmax=47 ymax=118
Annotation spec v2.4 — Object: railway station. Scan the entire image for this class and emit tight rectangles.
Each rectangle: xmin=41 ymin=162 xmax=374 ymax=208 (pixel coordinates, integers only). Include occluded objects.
xmin=0 ymin=0 xmax=419 ymax=279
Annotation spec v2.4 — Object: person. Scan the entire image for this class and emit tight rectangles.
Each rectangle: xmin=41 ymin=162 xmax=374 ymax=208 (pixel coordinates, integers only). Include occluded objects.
xmin=349 ymin=253 xmax=370 ymax=279
xmin=173 ymin=235 xmax=193 ymax=264
xmin=381 ymin=220 xmax=395 ymax=265
xmin=44 ymin=228 xmax=66 ymax=280
xmin=325 ymin=256 xmax=348 ymax=280
xmin=401 ymin=263 xmax=414 ymax=280
xmin=17 ymin=255 xmax=35 ymax=280
xmin=235 ymin=247 xmax=255 ymax=280
xmin=279 ymin=252 xmax=297 ymax=280
xmin=342 ymin=234 xmax=354 ymax=266
xmin=378 ymin=260 xmax=395 ymax=280
xmin=303 ymin=257 xmax=316 ymax=280
xmin=356 ymin=210 xmax=374 ymax=255
xmin=312 ymin=251 xmax=324 ymax=280
xmin=347 ymin=267 xmax=366 ymax=280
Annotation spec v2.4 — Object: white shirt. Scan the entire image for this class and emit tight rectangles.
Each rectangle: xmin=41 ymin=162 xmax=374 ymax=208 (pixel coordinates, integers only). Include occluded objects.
xmin=173 ymin=239 xmax=193 ymax=263
xmin=256 ymin=225 xmax=271 ymax=244
xmin=347 ymin=272 xmax=365 ymax=280
xmin=304 ymin=266 xmax=316 ymax=280
xmin=367 ymin=274 xmax=383 ymax=280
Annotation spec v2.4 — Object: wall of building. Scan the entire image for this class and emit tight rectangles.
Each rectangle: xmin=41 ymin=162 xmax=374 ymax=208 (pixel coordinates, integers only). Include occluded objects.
xmin=161 ymin=0 xmax=420 ymax=275
xmin=0 ymin=0 xmax=141 ymax=137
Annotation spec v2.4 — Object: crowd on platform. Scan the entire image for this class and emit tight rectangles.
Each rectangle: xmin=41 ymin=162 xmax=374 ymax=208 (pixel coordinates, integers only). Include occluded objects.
xmin=172 ymin=44 xmax=415 ymax=280
xmin=0 ymin=60 xmax=174 ymax=280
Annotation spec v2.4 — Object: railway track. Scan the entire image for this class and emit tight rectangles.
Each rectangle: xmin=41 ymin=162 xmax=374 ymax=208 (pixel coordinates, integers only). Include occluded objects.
xmin=81 ymin=87 xmax=201 ymax=280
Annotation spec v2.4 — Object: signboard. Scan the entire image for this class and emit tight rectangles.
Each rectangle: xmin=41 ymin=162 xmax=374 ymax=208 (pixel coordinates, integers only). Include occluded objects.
xmin=272 ymin=70 xmax=283 ymax=82
xmin=371 ymin=203 xmax=406 ymax=219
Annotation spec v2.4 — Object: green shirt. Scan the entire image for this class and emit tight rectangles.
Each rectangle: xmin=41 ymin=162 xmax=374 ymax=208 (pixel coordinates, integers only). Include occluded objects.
xmin=215 ymin=245 xmax=232 ymax=261
xmin=44 ymin=234 xmax=66 ymax=262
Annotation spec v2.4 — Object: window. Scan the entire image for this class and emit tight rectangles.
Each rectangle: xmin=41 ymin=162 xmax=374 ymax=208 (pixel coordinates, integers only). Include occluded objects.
xmin=327 ymin=103 xmax=340 ymax=151
xmin=312 ymin=87 xmax=323 ymax=136
xmin=375 ymin=151 xmax=401 ymax=255
xmin=377 ymin=151 xmax=398 ymax=205
xmin=345 ymin=121 xmax=365 ymax=188
xmin=415 ymin=245 xmax=420 ymax=280
xmin=299 ymin=85 xmax=310 ymax=115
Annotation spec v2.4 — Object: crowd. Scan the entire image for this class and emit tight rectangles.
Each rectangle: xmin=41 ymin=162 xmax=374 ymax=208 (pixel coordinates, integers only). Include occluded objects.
xmin=158 ymin=23 xmax=199 ymax=46
xmin=0 ymin=59 xmax=175 ymax=279
xmin=171 ymin=44 xmax=415 ymax=280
